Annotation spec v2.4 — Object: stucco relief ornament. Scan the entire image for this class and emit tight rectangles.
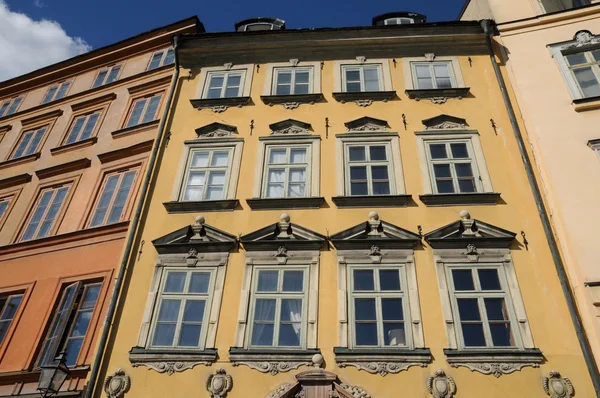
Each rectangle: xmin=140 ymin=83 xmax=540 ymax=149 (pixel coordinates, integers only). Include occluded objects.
xmin=542 ymin=371 xmax=574 ymax=398
xmin=338 ymin=361 xmax=425 ymax=376
xmin=567 ymin=30 xmax=600 ymax=48
xmin=427 ymin=370 xmax=456 ymax=398
xmin=430 ymin=97 xmax=448 ymax=104
xmin=283 ymin=102 xmax=301 ymax=110
xmin=424 ymin=121 xmax=467 ymax=130
xmin=340 ymin=384 xmax=371 ymax=398
xmin=206 ymin=368 xmax=233 ymax=398
xmin=272 ymin=126 xmax=308 ymax=135
xmin=202 ymin=129 xmax=236 ymax=138
xmin=103 ymin=369 xmax=130 ymax=398
xmin=266 ymin=383 xmax=293 ymax=398
xmin=355 ymin=99 xmax=373 ymax=107
xmin=212 ymin=105 xmax=228 ymax=113
xmin=450 ymin=362 xmax=536 ymax=377
xmin=275 ymin=246 xmax=289 ymax=264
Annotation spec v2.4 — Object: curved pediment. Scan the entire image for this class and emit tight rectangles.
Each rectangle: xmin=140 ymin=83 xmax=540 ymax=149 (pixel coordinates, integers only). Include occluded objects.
xmin=240 ymin=213 xmax=325 ymax=251
xmin=269 ymin=119 xmax=312 ymax=135
xmin=422 ymin=114 xmax=467 ymax=130
xmin=152 ymin=216 xmax=237 ymax=254
xmin=424 ymin=210 xmax=516 ymax=249
xmin=330 ymin=211 xmax=419 ymax=250
xmin=194 ymin=122 xmax=238 ymax=138
xmin=267 ymin=369 xmax=370 ymax=398
xmin=344 ymin=116 xmax=389 ymax=132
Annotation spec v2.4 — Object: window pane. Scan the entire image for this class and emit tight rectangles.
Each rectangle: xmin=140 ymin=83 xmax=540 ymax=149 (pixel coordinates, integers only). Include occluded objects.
xmin=457 ymin=298 xmax=481 ymax=321
xmin=279 ymin=324 xmax=301 ymax=346
xmin=415 ymin=65 xmax=434 ymax=89
xmin=280 ymin=299 xmax=302 ymax=321
xmin=81 ymin=285 xmax=100 ymax=309
xmin=450 ymin=143 xmax=469 ymax=158
xmin=433 ymin=164 xmax=452 ymax=178
xmin=350 ymin=166 xmax=367 ymax=181
xmin=345 ymin=69 xmax=360 ymax=82
xmin=37 ymin=188 xmax=67 ymax=238
xmin=462 ymin=324 xmax=486 ymax=347
xmin=251 ymin=324 xmax=274 ymax=346
xmin=254 ymin=299 xmax=276 ymax=320
xmin=355 ymin=298 xmax=376 ymax=321
xmin=566 ymin=53 xmax=587 ymax=65
xmin=182 ymin=300 xmax=205 ymax=322
xmin=350 ymin=182 xmax=368 ymax=196
xmin=276 ymin=84 xmax=291 ymax=96
xmin=208 ymin=171 xmax=226 ymax=186
xmin=157 ymin=299 xmax=180 ymax=322
xmin=355 ymin=323 xmax=378 ymax=346
xmin=479 ymin=269 xmax=501 ymax=290
xmin=56 ymin=82 xmax=70 ymax=99
xmin=179 ymin=324 xmax=202 ymax=346
xmin=106 ymin=66 xmax=120 ymax=84
xmin=593 ymin=50 xmax=600 ymax=62
xmin=153 ymin=324 xmax=176 ymax=346
xmin=295 ymin=83 xmax=309 ymax=94
xmin=267 ymin=184 xmax=284 ymax=198
xmin=288 ymin=183 xmax=305 ymax=198
xmin=211 ymin=152 xmax=229 ymax=167
xmin=379 ymin=270 xmax=401 ymax=291
xmin=282 ymin=271 xmax=303 ymax=292
xmin=429 ymin=144 xmax=447 ymax=159
xmin=372 ymin=182 xmax=390 ymax=195
xmin=207 ymin=88 xmax=222 ymax=99
xmin=354 ymin=270 xmax=374 ymax=291
xmin=371 ymin=166 xmax=389 ymax=180
xmin=93 ymin=71 xmax=107 ymax=88
xmin=164 ymin=49 xmax=175 ymax=65
xmin=382 ymin=298 xmax=403 ymax=320
xmin=289 ymin=169 xmax=305 ymax=183
xmin=277 ymin=71 xmax=292 ymax=84
xmin=142 ymin=95 xmax=161 ymax=123
xmin=126 ymin=100 xmax=146 ymax=127
xmin=574 ymin=67 xmax=600 ymax=97
xmin=455 ymin=163 xmax=474 ymax=177
xmin=490 ymin=323 xmax=514 ymax=347
xmin=164 ymin=272 xmax=186 ymax=293
xmin=369 ymin=146 xmax=387 ymax=161
xmin=269 ymin=149 xmax=287 ymax=164
xmin=290 ymin=149 xmax=307 ymax=164
xmin=348 ymin=146 xmax=366 ymax=161
xmin=364 ymin=67 xmax=380 ymax=91
xmin=69 ymin=310 xmax=92 ymax=338
xmin=384 ymin=323 xmax=405 ymax=346
xmin=257 ymin=271 xmax=278 ymax=292
xmin=65 ymin=117 xmax=86 ymax=144
xmin=64 ymin=339 xmax=83 ymax=366
xmin=0 ymin=296 xmax=22 ymax=319
xmin=80 ymin=113 xmax=100 ymax=140
xmin=224 ymin=87 xmax=240 ymax=98
xmin=484 ymin=298 xmax=509 ymax=321
xmin=295 ymin=71 xmax=310 ymax=83
xmin=452 ymin=270 xmax=475 ymax=291
xmin=458 ymin=179 xmax=476 ymax=193
xmin=227 ymin=74 xmax=242 ymax=87
xmin=209 ymin=75 xmax=224 ymax=89
xmin=43 ymin=86 xmax=58 ymax=104
xmin=192 ymin=152 xmax=210 ymax=167
xmin=189 ymin=273 xmax=210 ymax=293
xmin=346 ymin=82 xmax=361 ymax=92
xmin=148 ymin=52 xmax=163 ymax=70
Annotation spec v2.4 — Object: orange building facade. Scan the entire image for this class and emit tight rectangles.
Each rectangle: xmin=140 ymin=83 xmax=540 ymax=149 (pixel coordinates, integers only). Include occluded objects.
xmin=0 ymin=17 xmax=201 ymax=397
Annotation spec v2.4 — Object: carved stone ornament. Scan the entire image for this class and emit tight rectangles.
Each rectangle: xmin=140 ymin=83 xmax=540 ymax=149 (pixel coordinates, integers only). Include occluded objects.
xmin=430 ymin=97 xmax=448 ymax=104
xmin=202 ymin=129 xmax=236 ymax=138
xmin=272 ymin=125 xmax=308 ymax=135
xmin=132 ymin=361 xmax=210 ymax=374
xmin=289 ymin=58 xmax=299 ymax=67
xmin=275 ymin=245 xmax=289 ymax=264
xmin=234 ymin=361 xmax=311 ymax=375
xmin=450 ymin=362 xmax=538 ymax=377
xmin=425 ymin=53 xmax=436 ymax=62
xmin=542 ymin=371 xmax=574 ymax=398
xmin=356 ymin=56 xmax=366 ymax=64
xmin=190 ymin=216 xmax=208 ymax=241
xmin=355 ymin=99 xmax=373 ymax=107
xmin=283 ymin=102 xmax=301 ymax=110
xmin=206 ymin=368 xmax=233 ymax=398
xmin=566 ymin=30 xmax=600 ymax=49
xmin=224 ymin=62 xmax=233 ymax=70
xmin=338 ymin=361 xmax=426 ymax=376
xmin=340 ymin=384 xmax=371 ymax=398
xmin=212 ymin=105 xmax=228 ymax=113
xmin=103 ymin=369 xmax=130 ymax=398
xmin=277 ymin=213 xmax=292 ymax=238
xmin=424 ymin=121 xmax=467 ymax=130
xmin=459 ymin=210 xmax=480 ymax=237
xmin=427 ymin=370 xmax=456 ymax=398
xmin=350 ymin=123 xmax=384 ymax=132
xmin=462 ymin=244 xmax=480 ymax=261
xmin=266 ymin=383 xmax=293 ymax=398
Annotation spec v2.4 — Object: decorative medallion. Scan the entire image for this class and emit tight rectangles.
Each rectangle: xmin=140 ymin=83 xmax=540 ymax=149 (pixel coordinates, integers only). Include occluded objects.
xmin=206 ymin=368 xmax=233 ymax=398
xmin=427 ymin=370 xmax=456 ymax=398
xmin=103 ymin=369 xmax=130 ymax=398
xmin=542 ymin=371 xmax=574 ymax=398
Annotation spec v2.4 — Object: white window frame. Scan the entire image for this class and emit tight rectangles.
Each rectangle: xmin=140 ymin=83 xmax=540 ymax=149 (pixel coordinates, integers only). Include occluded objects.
xmin=343 ymin=142 xmax=395 ymax=196
xmin=403 ymin=56 xmax=466 ymax=90
xmin=335 ymin=134 xmax=405 ymax=197
xmin=384 ymin=17 xmax=415 ymax=25
xmin=246 ymin=267 xmax=309 ymax=349
xmin=341 ymin=65 xmax=383 ymax=92
xmin=137 ymin=252 xmax=228 ymax=351
xmin=171 ymin=139 xmax=243 ymax=202
xmin=337 ymin=250 xmax=424 ymax=349
xmin=550 ymin=37 xmax=600 ymax=100
xmin=147 ymin=268 xmax=217 ymax=350
xmin=410 ymin=61 xmax=457 ymax=89
xmin=235 ymin=250 xmax=320 ymax=350
xmin=263 ymin=61 xmax=321 ymax=96
xmin=195 ymin=64 xmax=254 ymax=99
xmin=425 ymin=139 xmax=483 ymax=194
xmin=434 ymin=248 xmax=535 ymax=351
xmin=333 ymin=59 xmax=393 ymax=92
xmin=252 ymin=136 xmax=320 ymax=199
xmin=272 ymin=67 xmax=313 ymax=95
xmin=261 ymin=144 xmax=311 ymax=199
xmin=415 ymin=130 xmax=493 ymax=195
xmin=147 ymin=48 xmax=175 ymax=71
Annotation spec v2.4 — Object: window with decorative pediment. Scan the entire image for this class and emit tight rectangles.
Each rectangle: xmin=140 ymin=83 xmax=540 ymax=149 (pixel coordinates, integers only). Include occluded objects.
xmin=164 ymin=123 xmax=243 ymax=213
xmin=403 ymin=55 xmax=469 ymax=103
xmin=333 ymin=117 xmax=409 ymax=208
xmin=248 ymin=120 xmax=322 ymax=210
xmin=416 ymin=115 xmax=499 ymax=206
xmin=330 ymin=211 xmax=431 ymax=376
xmin=230 ymin=213 xmax=324 ymax=375
xmin=424 ymin=210 xmax=542 ymax=377
xmin=129 ymin=216 xmax=236 ymax=374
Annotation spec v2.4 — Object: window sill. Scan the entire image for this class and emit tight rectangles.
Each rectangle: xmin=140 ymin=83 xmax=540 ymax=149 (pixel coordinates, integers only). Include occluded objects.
xmin=246 ymin=197 xmax=325 ymax=210
xmin=333 ymin=347 xmax=432 ymax=376
xmin=444 ymin=348 xmax=543 ymax=377
xmin=111 ymin=119 xmax=160 ymax=139
xmin=260 ymin=93 xmax=323 ymax=109
xmin=0 ymin=153 xmax=40 ymax=170
xmin=129 ymin=346 xmax=217 ymax=374
xmin=190 ymin=96 xmax=251 ymax=111
xmin=572 ymin=95 xmax=600 ymax=112
xmin=50 ymin=137 xmax=98 ymax=156
xmin=405 ymin=87 xmax=470 ymax=103
xmin=332 ymin=91 xmax=396 ymax=105
xmin=163 ymin=199 xmax=239 ymax=213
xmin=419 ymin=192 xmax=501 ymax=206
xmin=332 ymin=195 xmax=412 ymax=208
xmin=228 ymin=347 xmax=321 ymax=375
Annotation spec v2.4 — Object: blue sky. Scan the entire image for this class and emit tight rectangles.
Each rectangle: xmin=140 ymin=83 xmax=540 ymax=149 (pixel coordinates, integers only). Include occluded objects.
xmin=6 ymin=0 xmax=467 ymax=49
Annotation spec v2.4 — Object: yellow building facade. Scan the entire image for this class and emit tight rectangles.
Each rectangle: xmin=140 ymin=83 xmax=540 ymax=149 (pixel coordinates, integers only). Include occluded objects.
xmin=89 ymin=15 xmax=597 ymax=398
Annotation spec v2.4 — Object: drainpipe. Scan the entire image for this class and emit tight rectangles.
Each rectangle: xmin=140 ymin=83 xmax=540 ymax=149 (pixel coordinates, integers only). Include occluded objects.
xmin=481 ymin=19 xmax=600 ymax=395
xmin=84 ymin=34 xmax=182 ymax=398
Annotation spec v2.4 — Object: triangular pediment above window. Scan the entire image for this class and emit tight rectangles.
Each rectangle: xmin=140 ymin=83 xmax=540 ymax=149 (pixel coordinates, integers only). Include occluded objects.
xmin=422 ymin=114 xmax=468 ymax=130
xmin=240 ymin=213 xmax=325 ymax=251
xmin=344 ymin=116 xmax=389 ymax=132
xmin=269 ymin=119 xmax=312 ymax=135
xmin=195 ymin=122 xmax=238 ymax=138
xmin=424 ymin=210 xmax=516 ymax=249
xmin=330 ymin=211 xmax=419 ymax=250
xmin=152 ymin=216 xmax=237 ymax=254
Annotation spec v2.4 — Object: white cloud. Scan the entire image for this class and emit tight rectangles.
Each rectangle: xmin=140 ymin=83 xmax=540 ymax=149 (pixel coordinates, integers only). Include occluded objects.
xmin=33 ymin=0 xmax=45 ymax=8
xmin=0 ymin=1 xmax=91 ymax=82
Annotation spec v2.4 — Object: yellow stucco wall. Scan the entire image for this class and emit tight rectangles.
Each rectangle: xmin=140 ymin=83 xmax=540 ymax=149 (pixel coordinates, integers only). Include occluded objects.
xmin=94 ymin=52 xmax=596 ymax=397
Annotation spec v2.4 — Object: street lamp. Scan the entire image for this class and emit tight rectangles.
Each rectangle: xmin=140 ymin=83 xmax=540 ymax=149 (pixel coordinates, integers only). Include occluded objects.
xmin=37 ymin=352 xmax=70 ymax=398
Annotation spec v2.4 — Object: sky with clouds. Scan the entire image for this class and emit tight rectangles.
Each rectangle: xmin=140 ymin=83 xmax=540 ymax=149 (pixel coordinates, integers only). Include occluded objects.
xmin=0 ymin=0 xmax=466 ymax=83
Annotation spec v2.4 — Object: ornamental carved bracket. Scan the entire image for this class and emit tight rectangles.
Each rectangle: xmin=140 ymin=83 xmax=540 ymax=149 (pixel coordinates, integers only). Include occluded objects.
xmin=338 ymin=361 xmax=426 ymax=376
xmin=233 ymin=360 xmax=312 ymax=375
xmin=131 ymin=360 xmax=211 ymax=375
xmin=449 ymin=361 xmax=539 ymax=377
xmin=104 ymin=369 xmax=130 ymax=398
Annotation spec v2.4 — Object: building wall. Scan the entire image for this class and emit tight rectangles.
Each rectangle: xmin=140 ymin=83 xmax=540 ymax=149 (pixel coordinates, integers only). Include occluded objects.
xmin=492 ymin=5 xmax=600 ymax=367
xmin=94 ymin=44 xmax=596 ymax=397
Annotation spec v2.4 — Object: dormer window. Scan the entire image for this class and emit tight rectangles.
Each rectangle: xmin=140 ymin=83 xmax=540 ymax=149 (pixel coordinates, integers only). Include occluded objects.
xmin=234 ymin=17 xmax=285 ymax=32
xmin=384 ymin=17 xmax=414 ymax=25
xmin=372 ymin=12 xmax=426 ymax=26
